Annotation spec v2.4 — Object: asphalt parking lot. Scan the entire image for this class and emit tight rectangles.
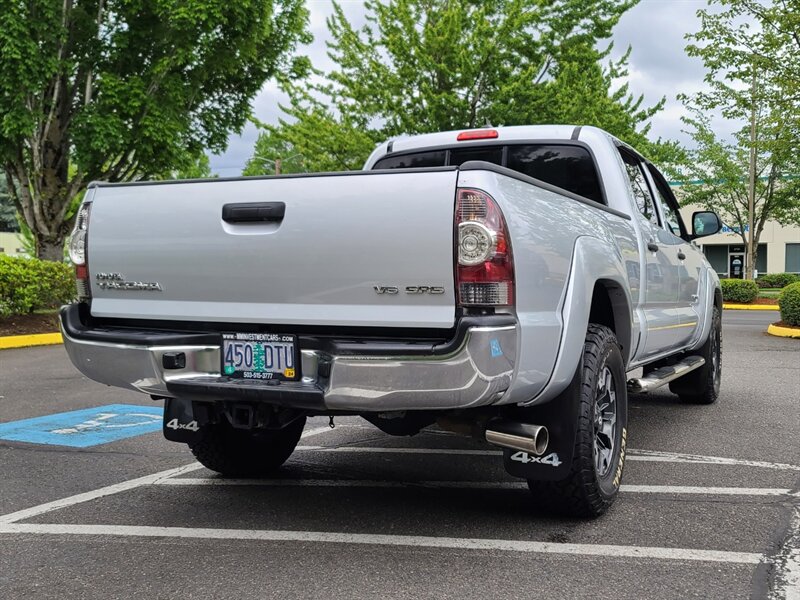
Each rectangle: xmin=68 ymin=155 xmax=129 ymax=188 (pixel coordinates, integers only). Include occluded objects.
xmin=0 ymin=310 xmax=798 ymax=599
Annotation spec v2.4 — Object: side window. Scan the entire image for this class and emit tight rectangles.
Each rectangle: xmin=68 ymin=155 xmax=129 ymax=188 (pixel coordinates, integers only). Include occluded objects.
xmin=660 ymin=202 xmax=681 ymax=237
xmin=506 ymin=145 xmax=604 ymax=204
xmin=619 ymin=151 xmax=659 ymax=227
xmin=646 ymin=164 xmax=685 ymax=238
xmin=653 ymin=188 xmax=681 ymax=237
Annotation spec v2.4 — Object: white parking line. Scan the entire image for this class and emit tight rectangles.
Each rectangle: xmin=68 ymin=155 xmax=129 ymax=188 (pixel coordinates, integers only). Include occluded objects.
xmin=770 ymin=507 xmax=800 ymax=600
xmin=295 ymin=445 xmax=800 ymax=471
xmin=155 ymin=477 xmax=793 ymax=496
xmin=0 ymin=462 xmax=205 ymax=525
xmin=0 ymin=420 xmax=786 ymax=574
xmin=0 ymin=423 xmax=333 ymax=525
xmin=626 ymin=449 xmax=800 ymax=472
xmin=0 ymin=523 xmax=765 ymax=565
xmin=621 ymin=485 xmax=795 ymax=497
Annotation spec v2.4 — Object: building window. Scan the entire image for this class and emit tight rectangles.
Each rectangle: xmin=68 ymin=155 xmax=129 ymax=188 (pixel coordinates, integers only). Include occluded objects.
xmin=703 ymin=245 xmax=728 ymax=275
xmin=702 ymin=244 xmax=767 ymax=276
xmin=756 ymin=244 xmax=767 ymax=275
xmin=787 ymin=244 xmax=800 ymax=274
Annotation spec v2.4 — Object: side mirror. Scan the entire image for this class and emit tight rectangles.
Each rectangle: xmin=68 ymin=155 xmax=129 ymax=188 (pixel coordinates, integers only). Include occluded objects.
xmin=691 ymin=211 xmax=723 ymax=239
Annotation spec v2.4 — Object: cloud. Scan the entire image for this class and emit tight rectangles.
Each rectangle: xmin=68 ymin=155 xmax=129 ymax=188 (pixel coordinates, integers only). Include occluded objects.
xmin=210 ymin=1 xmax=357 ymax=176
xmin=609 ymin=0 xmax=714 ymax=145
xmin=210 ymin=0 xmax=740 ymax=175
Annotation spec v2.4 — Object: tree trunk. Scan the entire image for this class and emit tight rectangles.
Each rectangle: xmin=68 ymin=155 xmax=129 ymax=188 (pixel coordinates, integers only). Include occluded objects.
xmin=747 ymin=242 xmax=758 ymax=280
xmin=37 ymin=236 xmax=65 ymax=262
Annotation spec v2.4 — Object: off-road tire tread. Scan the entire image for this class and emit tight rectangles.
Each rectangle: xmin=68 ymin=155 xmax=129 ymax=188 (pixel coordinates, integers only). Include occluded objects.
xmin=669 ymin=306 xmax=722 ymax=405
xmin=190 ymin=417 xmax=306 ymax=477
xmin=527 ymin=324 xmax=626 ymax=518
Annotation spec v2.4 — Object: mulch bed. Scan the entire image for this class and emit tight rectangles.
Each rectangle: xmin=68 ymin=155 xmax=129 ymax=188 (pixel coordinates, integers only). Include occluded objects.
xmin=773 ymin=321 xmax=799 ymax=329
xmin=752 ymin=297 xmax=779 ymax=305
xmin=0 ymin=312 xmax=60 ymax=337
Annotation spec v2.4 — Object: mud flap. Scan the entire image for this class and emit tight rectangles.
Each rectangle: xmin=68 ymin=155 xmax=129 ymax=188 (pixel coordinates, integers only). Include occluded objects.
xmin=162 ymin=397 xmax=202 ymax=443
xmin=502 ymin=362 xmax=582 ymax=481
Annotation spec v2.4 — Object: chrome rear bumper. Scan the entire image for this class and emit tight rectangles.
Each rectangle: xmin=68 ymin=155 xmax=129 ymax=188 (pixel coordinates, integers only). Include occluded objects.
xmin=60 ymin=307 xmax=517 ymax=412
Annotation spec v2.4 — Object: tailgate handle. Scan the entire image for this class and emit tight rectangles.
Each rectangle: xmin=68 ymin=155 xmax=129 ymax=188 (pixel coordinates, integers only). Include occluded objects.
xmin=222 ymin=202 xmax=285 ymax=223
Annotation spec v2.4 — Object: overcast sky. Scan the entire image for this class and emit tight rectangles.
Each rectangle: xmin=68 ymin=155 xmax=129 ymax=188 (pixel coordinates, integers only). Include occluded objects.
xmin=209 ymin=0 xmax=722 ymax=176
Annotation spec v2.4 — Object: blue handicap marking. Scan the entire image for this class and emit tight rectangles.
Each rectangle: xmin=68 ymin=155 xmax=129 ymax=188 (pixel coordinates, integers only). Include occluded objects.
xmin=490 ymin=338 xmax=503 ymax=358
xmin=0 ymin=404 xmax=164 ymax=448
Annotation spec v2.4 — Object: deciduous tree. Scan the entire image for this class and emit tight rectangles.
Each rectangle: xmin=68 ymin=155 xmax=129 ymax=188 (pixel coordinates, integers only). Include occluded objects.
xmin=677 ymin=110 xmax=800 ymax=259
xmin=679 ymin=0 xmax=800 ymax=278
xmin=0 ymin=0 xmax=309 ymax=259
xmin=243 ymin=127 xmax=307 ymax=176
xmin=251 ymin=0 xmax=676 ymax=174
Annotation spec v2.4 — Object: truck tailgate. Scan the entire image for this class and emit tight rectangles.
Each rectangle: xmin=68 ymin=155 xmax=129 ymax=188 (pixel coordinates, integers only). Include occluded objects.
xmin=87 ymin=170 xmax=458 ymax=328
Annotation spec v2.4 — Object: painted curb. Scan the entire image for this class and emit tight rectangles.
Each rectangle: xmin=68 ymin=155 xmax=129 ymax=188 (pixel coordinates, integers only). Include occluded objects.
xmin=723 ymin=303 xmax=779 ymax=311
xmin=767 ymin=323 xmax=800 ymax=339
xmin=0 ymin=332 xmax=63 ymax=350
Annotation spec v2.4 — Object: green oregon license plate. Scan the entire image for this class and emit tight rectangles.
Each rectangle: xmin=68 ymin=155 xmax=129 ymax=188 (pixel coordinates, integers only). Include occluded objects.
xmin=221 ymin=333 xmax=298 ymax=381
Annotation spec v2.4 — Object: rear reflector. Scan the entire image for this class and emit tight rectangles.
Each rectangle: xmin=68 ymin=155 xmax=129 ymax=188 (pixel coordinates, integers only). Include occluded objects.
xmin=457 ymin=129 xmax=499 ymax=141
xmin=459 ymin=281 xmax=512 ymax=306
xmin=455 ymin=188 xmax=514 ymax=306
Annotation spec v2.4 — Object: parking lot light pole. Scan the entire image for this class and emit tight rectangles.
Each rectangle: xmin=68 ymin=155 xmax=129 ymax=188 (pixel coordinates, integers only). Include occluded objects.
xmin=746 ymin=64 xmax=757 ymax=280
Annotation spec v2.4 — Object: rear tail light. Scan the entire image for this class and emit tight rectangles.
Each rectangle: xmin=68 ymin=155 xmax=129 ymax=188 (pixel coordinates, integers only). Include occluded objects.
xmin=68 ymin=202 xmax=92 ymax=301
xmin=455 ymin=188 xmax=514 ymax=306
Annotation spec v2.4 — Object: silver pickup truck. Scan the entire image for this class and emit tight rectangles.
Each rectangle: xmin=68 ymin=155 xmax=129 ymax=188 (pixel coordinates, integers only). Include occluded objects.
xmin=61 ymin=125 xmax=724 ymax=517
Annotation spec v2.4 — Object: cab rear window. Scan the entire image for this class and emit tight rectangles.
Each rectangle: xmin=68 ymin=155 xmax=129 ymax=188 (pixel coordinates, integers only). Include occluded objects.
xmin=373 ymin=150 xmax=446 ymax=169
xmin=373 ymin=144 xmax=604 ymax=204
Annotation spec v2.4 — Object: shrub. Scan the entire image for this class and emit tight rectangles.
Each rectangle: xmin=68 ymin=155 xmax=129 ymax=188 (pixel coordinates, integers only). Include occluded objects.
xmin=778 ymin=282 xmax=800 ymax=327
xmin=720 ymin=278 xmax=759 ymax=304
xmin=756 ymin=273 xmax=800 ymax=289
xmin=0 ymin=255 xmax=75 ymax=318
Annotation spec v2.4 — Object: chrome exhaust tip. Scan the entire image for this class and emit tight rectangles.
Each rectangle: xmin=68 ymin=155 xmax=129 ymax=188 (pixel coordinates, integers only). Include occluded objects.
xmin=485 ymin=419 xmax=549 ymax=456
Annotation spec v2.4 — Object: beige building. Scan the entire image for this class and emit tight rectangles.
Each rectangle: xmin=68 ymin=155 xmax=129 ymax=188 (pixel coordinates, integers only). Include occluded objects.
xmin=0 ymin=232 xmax=27 ymax=257
xmin=678 ymin=205 xmax=800 ymax=277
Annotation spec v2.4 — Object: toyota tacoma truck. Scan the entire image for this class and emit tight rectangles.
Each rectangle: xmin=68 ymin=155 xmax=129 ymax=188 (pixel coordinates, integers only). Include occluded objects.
xmin=61 ymin=125 xmax=724 ymax=517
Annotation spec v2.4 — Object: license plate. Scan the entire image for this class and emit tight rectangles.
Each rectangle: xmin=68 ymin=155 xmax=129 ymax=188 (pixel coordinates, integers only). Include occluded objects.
xmin=221 ymin=333 xmax=298 ymax=381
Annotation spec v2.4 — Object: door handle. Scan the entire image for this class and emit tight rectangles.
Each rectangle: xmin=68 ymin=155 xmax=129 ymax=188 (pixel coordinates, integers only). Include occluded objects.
xmin=222 ymin=202 xmax=285 ymax=223
xmin=677 ymin=251 xmax=686 ymax=260
xmin=647 ymin=242 xmax=659 ymax=252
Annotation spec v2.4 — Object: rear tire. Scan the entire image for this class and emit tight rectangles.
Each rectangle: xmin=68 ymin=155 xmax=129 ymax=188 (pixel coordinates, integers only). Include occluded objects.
xmin=669 ymin=305 xmax=722 ymax=405
xmin=527 ymin=324 xmax=628 ymax=518
xmin=189 ymin=416 xmax=306 ymax=477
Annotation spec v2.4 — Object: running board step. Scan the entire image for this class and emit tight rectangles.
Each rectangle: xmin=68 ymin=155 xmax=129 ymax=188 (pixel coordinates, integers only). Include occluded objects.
xmin=627 ymin=356 xmax=706 ymax=393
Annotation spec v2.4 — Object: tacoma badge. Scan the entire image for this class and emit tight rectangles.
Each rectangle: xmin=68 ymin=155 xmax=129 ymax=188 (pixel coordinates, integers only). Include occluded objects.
xmin=96 ymin=272 xmax=162 ymax=291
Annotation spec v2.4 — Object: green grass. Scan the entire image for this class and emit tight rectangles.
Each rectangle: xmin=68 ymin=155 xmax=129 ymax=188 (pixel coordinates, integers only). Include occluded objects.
xmin=759 ymin=290 xmax=781 ymax=298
